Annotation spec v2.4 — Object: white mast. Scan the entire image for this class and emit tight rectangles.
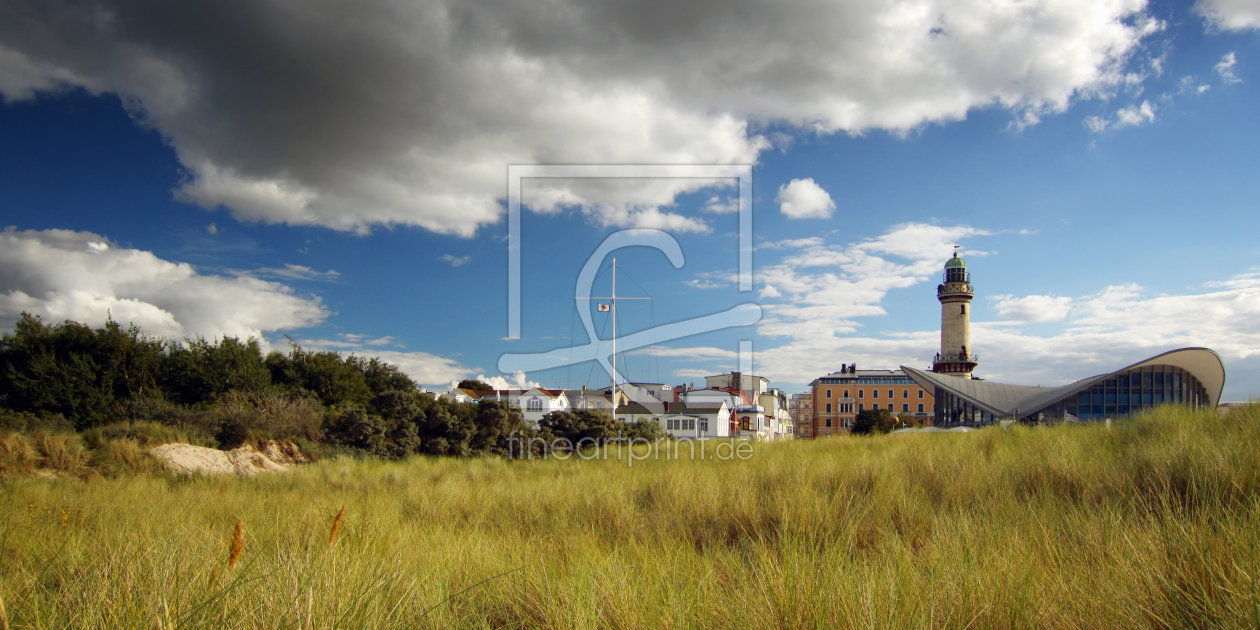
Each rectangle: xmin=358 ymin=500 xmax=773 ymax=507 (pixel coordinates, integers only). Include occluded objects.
xmin=575 ymin=257 xmax=649 ymax=417
xmin=611 ymin=257 xmax=617 ymax=408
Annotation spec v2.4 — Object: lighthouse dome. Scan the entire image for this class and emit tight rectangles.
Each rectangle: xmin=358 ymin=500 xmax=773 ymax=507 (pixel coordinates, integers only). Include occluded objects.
xmin=945 ymin=255 xmax=966 ymax=269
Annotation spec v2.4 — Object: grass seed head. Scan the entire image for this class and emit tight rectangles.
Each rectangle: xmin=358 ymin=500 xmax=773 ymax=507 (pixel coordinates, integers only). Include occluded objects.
xmin=228 ymin=517 xmax=244 ymax=571
xmin=328 ymin=504 xmax=345 ymax=549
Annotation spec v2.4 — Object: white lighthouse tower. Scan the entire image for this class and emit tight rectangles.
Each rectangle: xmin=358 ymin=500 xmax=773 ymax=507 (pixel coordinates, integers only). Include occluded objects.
xmin=932 ymin=247 xmax=978 ymax=378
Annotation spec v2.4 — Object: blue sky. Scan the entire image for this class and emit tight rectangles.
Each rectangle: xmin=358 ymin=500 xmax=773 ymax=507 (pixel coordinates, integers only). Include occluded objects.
xmin=2 ymin=0 xmax=1259 ymax=400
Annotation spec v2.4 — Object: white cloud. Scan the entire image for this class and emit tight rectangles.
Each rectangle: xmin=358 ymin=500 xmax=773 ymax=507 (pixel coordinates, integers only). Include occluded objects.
xmin=0 ymin=227 xmax=327 ymax=342
xmin=462 ymin=372 xmax=540 ymax=391
xmin=1115 ymin=101 xmax=1158 ymax=127
xmin=296 ymin=333 xmax=476 ymax=386
xmin=992 ymin=294 xmax=1074 ymax=321
xmin=777 ymin=178 xmax=836 ymax=219
xmin=239 ymin=264 xmax=341 ymax=282
xmin=1178 ymin=75 xmax=1212 ymax=95
xmin=1196 ymin=0 xmax=1260 ymax=31
xmin=755 ymin=223 xmax=990 ymax=341
xmin=439 ymin=254 xmax=471 ymax=268
xmin=684 ymin=270 xmax=738 ymax=290
xmin=1216 ymin=52 xmax=1242 ymax=83
xmin=0 ymin=0 xmax=1161 ymax=235
xmin=753 ymin=277 xmax=1260 ymax=398
xmin=701 ymin=195 xmax=739 ymax=214
xmin=206 ymin=223 xmax=218 ymax=235
xmin=1085 ymin=100 xmax=1157 ymax=133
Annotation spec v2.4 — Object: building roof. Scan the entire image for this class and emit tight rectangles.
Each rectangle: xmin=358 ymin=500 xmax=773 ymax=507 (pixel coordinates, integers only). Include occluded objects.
xmin=667 ymin=401 xmax=728 ymax=415
xmin=901 ymin=347 xmax=1226 ymax=417
xmin=615 ymin=401 xmax=668 ymax=415
xmin=810 ymin=369 xmax=916 ymax=384
xmin=945 ymin=254 xmax=966 ymax=268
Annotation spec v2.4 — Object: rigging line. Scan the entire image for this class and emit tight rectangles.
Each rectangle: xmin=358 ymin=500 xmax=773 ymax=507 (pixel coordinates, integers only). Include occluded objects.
xmin=615 ymin=266 xmax=653 ymax=299
xmin=565 ymin=299 xmax=577 ymax=390
xmin=650 ymin=299 xmax=659 ymax=386
xmin=611 ymin=265 xmax=654 ymax=383
xmin=584 ymin=307 xmax=612 ymax=389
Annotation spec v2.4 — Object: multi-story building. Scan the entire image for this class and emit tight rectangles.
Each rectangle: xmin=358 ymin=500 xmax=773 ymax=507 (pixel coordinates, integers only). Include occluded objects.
xmin=808 ymin=367 xmax=935 ymax=436
xmin=789 ymin=391 xmax=812 ymax=438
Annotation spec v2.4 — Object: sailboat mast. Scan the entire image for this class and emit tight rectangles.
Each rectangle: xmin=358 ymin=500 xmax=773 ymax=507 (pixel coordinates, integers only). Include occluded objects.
xmin=611 ymin=257 xmax=617 ymax=413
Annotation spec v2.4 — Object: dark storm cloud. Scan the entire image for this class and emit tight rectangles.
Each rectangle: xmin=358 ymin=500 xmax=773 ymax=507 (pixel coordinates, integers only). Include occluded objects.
xmin=1 ymin=0 xmax=1158 ymax=235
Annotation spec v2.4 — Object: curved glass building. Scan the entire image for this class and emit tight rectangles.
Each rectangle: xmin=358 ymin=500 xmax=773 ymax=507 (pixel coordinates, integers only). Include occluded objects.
xmin=902 ymin=347 xmax=1225 ymax=426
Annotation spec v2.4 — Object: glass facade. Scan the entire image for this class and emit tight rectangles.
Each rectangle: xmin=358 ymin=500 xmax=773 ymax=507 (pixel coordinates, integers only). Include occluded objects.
xmin=932 ymin=364 xmax=1210 ymax=426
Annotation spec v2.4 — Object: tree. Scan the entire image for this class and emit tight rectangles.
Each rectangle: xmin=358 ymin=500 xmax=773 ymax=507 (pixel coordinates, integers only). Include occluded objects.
xmin=0 ymin=313 xmax=165 ymax=428
xmin=540 ymin=409 xmax=621 ymax=446
xmin=350 ymin=356 xmax=417 ymax=396
xmin=457 ymin=379 xmax=494 ymax=392
xmin=161 ymin=335 xmax=270 ymax=405
xmin=265 ymin=342 xmax=372 ymax=407
xmin=468 ymin=401 xmax=524 ymax=455
xmin=851 ymin=407 xmax=896 ymax=435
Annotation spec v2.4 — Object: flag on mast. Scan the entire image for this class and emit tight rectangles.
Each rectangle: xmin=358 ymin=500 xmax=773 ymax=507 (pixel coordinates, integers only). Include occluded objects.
xmin=597 ymin=303 xmax=610 ymax=312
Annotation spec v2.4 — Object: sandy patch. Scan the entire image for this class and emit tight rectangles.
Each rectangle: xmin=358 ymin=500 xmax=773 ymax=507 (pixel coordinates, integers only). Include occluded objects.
xmin=150 ymin=440 xmax=306 ymax=477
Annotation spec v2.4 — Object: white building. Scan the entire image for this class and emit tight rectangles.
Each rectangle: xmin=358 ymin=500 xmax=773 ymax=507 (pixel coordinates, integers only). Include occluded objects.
xmin=660 ymin=401 xmax=731 ymax=439
xmin=517 ymin=388 xmax=570 ymax=424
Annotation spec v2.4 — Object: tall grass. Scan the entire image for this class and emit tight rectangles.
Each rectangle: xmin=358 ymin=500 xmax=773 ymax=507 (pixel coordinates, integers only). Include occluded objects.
xmin=2 ymin=404 xmax=1259 ymax=629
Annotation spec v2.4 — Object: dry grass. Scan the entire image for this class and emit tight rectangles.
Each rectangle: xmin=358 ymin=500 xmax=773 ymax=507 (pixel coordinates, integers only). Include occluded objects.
xmin=228 ymin=517 xmax=245 ymax=571
xmin=1 ymin=404 xmax=1258 ymax=629
xmin=329 ymin=504 xmax=345 ymax=549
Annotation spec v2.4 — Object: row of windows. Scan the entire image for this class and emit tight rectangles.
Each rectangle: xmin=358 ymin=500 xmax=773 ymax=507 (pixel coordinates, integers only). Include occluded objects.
xmin=822 ymin=403 xmax=926 ymax=414
xmin=824 ymin=389 xmax=926 ymax=400
xmin=817 ymin=377 xmax=916 ymax=385
xmin=666 ymin=417 xmax=708 ymax=431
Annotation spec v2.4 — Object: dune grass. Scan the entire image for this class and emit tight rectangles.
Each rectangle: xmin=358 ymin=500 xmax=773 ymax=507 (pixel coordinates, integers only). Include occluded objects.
xmin=2 ymin=404 xmax=1259 ymax=629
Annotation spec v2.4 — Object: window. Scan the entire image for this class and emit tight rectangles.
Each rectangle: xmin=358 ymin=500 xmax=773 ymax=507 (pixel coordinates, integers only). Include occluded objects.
xmin=918 ymin=390 xmax=924 ymax=399
xmin=699 ymin=419 xmax=708 ymax=432
xmin=825 ymin=418 xmax=832 ymax=428
xmin=873 ymin=390 xmax=879 ymax=399
xmin=888 ymin=389 xmax=894 ymax=399
xmin=918 ymin=403 xmax=924 ymax=413
xmin=961 ymin=304 xmax=966 ymax=314
xmin=826 ymin=389 xmax=832 ymax=398
xmin=858 ymin=404 xmax=864 ymax=412
xmin=902 ymin=404 xmax=909 ymax=412
xmin=527 ymin=398 xmax=543 ymax=411
xmin=843 ymin=389 xmax=849 ymax=397
xmin=826 ymin=403 xmax=832 ymax=413
xmin=902 ymin=390 xmax=909 ymax=399
xmin=858 ymin=390 xmax=864 ymax=399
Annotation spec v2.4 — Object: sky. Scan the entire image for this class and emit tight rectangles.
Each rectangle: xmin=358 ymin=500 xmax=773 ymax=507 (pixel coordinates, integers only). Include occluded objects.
xmin=2 ymin=0 xmax=1259 ymax=401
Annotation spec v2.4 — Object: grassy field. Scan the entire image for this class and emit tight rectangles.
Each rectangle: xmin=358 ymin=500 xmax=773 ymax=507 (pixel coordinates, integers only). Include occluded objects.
xmin=2 ymin=405 xmax=1259 ymax=629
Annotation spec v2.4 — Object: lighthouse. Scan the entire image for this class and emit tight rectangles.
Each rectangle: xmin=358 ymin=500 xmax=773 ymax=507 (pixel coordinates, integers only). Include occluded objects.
xmin=932 ymin=248 xmax=978 ymax=378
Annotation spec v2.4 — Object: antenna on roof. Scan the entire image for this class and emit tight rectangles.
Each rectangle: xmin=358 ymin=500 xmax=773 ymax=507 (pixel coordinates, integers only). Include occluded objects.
xmin=953 ymin=244 xmax=960 ymax=258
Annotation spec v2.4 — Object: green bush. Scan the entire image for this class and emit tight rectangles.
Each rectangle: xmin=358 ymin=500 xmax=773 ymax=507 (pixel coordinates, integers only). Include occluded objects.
xmin=851 ymin=407 xmax=896 ymax=435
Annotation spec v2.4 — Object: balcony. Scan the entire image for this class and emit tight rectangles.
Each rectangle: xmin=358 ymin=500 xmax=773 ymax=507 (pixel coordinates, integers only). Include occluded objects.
xmin=735 ymin=405 xmax=765 ymax=413
xmin=933 ymin=351 xmax=979 ymax=364
xmin=937 ymin=284 xmax=974 ymax=297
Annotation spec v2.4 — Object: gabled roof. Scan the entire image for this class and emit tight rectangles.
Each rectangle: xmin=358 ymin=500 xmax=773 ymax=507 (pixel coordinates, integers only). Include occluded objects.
xmin=901 ymin=347 xmax=1226 ymax=417
xmin=616 ymin=401 xmax=667 ymax=415
xmin=527 ymin=387 xmax=564 ymax=399
xmin=666 ymin=401 xmax=728 ymax=416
